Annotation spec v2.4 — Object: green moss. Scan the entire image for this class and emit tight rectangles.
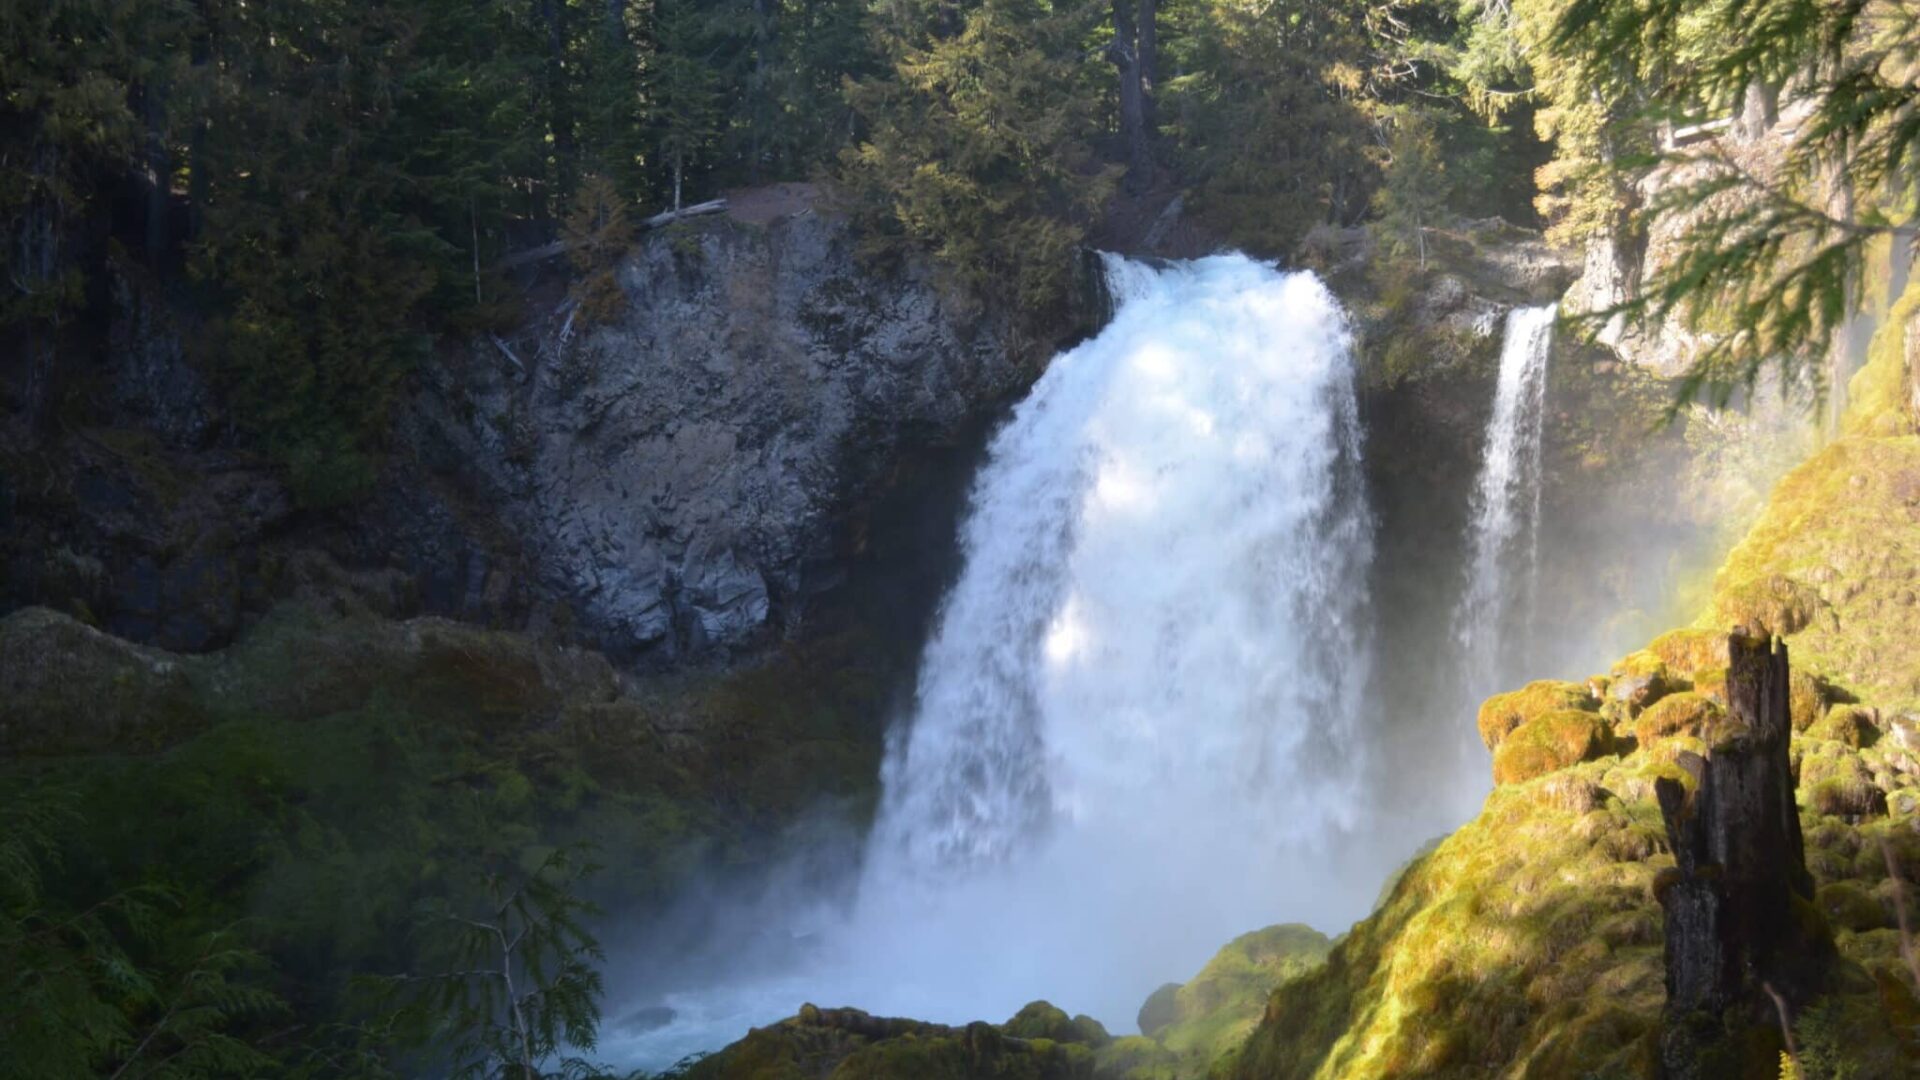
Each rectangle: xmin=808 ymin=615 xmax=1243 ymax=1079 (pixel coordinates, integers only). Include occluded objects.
xmin=1705 ymin=436 xmax=1920 ymax=703
xmin=1808 ymin=777 xmax=1888 ymax=820
xmin=1005 ymin=1001 xmax=1103 ymax=1045
xmin=1811 ymin=705 xmax=1879 ymax=749
xmin=1607 ymin=651 xmax=1674 ymax=711
xmin=686 ymin=1010 xmax=1101 ymax=1080
xmin=1815 ymin=881 xmax=1889 ymax=933
xmin=1230 ymin=762 xmax=1666 ymax=1080
xmin=1092 ymin=1036 xmax=1183 ymax=1080
xmin=1631 ymin=692 xmax=1725 ymax=747
xmin=1491 ymin=710 xmax=1614 ymax=785
xmin=1476 ymin=680 xmax=1596 ymax=751
xmin=1790 ymin=669 xmax=1833 ymax=734
xmin=1149 ymin=924 xmax=1332 ymax=1067
xmin=1645 ymin=629 xmax=1730 ymax=679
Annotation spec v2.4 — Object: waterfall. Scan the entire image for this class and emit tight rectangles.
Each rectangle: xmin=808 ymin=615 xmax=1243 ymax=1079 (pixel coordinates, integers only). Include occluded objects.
xmin=604 ymin=254 xmax=1383 ymax=1066
xmin=853 ymin=252 xmax=1375 ymax=1018
xmin=1453 ymin=305 xmax=1556 ymax=712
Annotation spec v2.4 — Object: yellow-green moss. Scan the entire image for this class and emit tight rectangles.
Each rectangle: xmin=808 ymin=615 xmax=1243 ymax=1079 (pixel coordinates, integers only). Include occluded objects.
xmin=1810 ymin=704 xmax=1879 ymax=748
xmin=1476 ymin=680 xmax=1596 ymax=751
xmin=1149 ymin=924 xmax=1332 ymax=1067
xmin=1705 ymin=436 xmax=1920 ymax=703
xmin=1230 ymin=761 xmax=1666 ymax=1080
xmin=1815 ymin=881 xmax=1889 ymax=933
xmin=1607 ymin=651 xmax=1674 ymax=711
xmin=1631 ymin=691 xmax=1725 ymax=748
xmin=1491 ymin=710 xmax=1614 ymax=785
xmin=1645 ymin=628 xmax=1730 ymax=678
xmin=1842 ymin=276 xmax=1920 ymax=438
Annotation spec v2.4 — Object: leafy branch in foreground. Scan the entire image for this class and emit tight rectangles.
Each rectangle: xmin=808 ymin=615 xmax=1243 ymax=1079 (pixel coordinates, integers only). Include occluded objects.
xmin=1539 ymin=0 xmax=1919 ymax=405
xmin=1 ymin=787 xmax=283 ymax=1080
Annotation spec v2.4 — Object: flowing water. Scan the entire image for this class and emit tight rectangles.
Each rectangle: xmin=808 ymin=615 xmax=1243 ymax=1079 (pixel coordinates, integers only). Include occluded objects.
xmin=605 ymin=253 xmax=1392 ymax=1068
xmin=1452 ymin=306 xmax=1555 ymax=719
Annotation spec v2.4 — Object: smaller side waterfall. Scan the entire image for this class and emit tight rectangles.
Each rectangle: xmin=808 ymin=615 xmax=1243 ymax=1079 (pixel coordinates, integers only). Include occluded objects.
xmin=1453 ymin=305 xmax=1556 ymax=714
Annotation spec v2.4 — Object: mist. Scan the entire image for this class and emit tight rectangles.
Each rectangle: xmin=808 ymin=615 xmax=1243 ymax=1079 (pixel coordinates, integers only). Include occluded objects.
xmin=598 ymin=253 xmax=1814 ymax=1073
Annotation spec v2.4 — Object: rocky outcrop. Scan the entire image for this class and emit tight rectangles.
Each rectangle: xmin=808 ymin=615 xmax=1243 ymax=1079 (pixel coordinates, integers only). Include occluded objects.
xmin=2 ymin=195 xmax=1080 ymax=664
xmin=680 ymin=1001 xmax=1111 ymax=1080
xmin=398 ymin=203 xmax=1069 ymax=663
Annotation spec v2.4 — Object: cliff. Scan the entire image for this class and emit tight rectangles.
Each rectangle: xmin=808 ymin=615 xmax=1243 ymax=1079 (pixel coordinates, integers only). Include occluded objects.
xmin=0 ymin=189 xmax=1083 ymax=666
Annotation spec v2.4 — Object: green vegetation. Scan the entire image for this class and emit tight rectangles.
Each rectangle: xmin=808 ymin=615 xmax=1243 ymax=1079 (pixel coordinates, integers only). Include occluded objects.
xmin=1144 ymin=924 xmax=1333 ymax=1072
xmin=4 ymin=0 xmax=1564 ymax=494
xmin=0 ymin=600 xmax=897 ymax=1076
xmin=1223 ymin=274 xmax=1920 ymax=1080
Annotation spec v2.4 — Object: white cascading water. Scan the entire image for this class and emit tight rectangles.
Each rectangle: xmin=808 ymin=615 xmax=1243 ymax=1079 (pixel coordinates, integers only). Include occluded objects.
xmin=1452 ymin=306 xmax=1555 ymax=718
xmin=606 ymin=253 xmax=1382 ymax=1068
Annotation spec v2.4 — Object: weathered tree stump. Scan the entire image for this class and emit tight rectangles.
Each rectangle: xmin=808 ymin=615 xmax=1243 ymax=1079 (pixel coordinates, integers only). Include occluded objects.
xmin=1654 ymin=632 xmax=1834 ymax=1078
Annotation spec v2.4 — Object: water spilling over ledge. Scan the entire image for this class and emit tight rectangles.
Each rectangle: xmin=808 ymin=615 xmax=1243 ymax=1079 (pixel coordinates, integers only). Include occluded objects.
xmin=604 ymin=253 xmax=1400 ymax=1069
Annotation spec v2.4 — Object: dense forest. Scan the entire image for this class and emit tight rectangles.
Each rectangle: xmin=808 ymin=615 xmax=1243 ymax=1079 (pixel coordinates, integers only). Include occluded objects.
xmin=3 ymin=0 xmax=1567 ymax=505
xmin=5 ymin=0 xmax=1918 ymax=1075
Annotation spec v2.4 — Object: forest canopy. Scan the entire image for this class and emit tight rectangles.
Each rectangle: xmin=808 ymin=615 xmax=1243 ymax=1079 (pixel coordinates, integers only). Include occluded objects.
xmin=3 ymin=0 xmax=1912 ymax=482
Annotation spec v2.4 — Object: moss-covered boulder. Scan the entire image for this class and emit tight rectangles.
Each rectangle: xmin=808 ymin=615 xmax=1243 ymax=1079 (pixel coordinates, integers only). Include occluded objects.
xmin=0 ymin=606 xmax=206 ymax=753
xmin=1607 ymin=651 xmax=1673 ymax=711
xmin=683 ymin=1005 xmax=1101 ymax=1080
xmin=1789 ymin=668 xmax=1833 ymax=733
xmin=1476 ymin=680 xmax=1595 ymax=751
xmin=1135 ymin=984 xmax=1181 ymax=1040
xmin=1811 ymin=705 xmax=1880 ymax=748
xmin=1144 ymin=923 xmax=1332 ymax=1067
xmin=1003 ymin=1001 xmax=1108 ymax=1047
xmin=1816 ymin=881 xmax=1890 ymax=933
xmin=1491 ymin=709 xmax=1614 ymax=785
xmin=1646 ymin=628 xmax=1730 ymax=679
xmin=1632 ymin=692 xmax=1727 ymax=748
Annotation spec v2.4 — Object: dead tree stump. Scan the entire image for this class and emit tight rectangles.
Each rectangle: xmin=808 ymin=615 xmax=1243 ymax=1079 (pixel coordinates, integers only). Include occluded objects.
xmin=1654 ymin=632 xmax=1834 ymax=1078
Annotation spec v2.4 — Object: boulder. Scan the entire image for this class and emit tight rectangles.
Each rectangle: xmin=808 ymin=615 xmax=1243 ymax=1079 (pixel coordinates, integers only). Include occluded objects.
xmin=1492 ymin=710 xmax=1614 ymax=785
xmin=1477 ymin=680 xmax=1596 ymax=751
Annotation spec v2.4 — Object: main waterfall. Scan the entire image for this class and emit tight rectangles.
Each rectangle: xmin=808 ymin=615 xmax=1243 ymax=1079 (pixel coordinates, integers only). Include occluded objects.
xmin=1452 ymin=306 xmax=1556 ymax=715
xmin=606 ymin=254 xmax=1386 ymax=1066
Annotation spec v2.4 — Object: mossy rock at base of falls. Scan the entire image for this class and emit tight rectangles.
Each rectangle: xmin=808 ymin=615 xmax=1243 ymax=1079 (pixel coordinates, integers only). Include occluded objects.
xmin=1810 ymin=704 xmax=1880 ymax=748
xmin=680 ymin=1005 xmax=1108 ymax=1080
xmin=1476 ymin=680 xmax=1596 ymax=751
xmin=1645 ymin=628 xmax=1731 ymax=679
xmin=1143 ymin=923 xmax=1333 ymax=1067
xmin=1491 ymin=709 xmax=1614 ymax=785
xmin=1631 ymin=692 xmax=1727 ymax=748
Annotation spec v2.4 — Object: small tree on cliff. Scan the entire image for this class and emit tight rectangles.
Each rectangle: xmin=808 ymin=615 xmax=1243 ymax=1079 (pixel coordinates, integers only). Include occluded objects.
xmin=1375 ymin=109 xmax=1450 ymax=270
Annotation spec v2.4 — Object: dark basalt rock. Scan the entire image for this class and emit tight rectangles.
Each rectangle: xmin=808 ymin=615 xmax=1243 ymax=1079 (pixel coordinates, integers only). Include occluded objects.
xmin=1653 ymin=632 xmax=1835 ymax=1079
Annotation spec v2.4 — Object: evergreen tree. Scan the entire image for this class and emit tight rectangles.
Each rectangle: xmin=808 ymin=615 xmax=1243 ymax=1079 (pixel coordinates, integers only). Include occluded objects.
xmin=840 ymin=0 xmax=1119 ymax=312
xmin=1525 ymin=0 xmax=1920 ymax=402
xmin=1375 ymin=107 xmax=1450 ymax=267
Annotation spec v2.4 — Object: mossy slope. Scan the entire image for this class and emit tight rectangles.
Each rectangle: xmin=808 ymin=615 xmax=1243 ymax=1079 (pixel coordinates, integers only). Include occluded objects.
xmin=1228 ymin=286 xmax=1920 ymax=1079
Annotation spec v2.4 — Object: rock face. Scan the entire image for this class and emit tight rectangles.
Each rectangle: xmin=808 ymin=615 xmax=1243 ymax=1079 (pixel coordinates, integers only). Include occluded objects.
xmin=379 ymin=206 xmax=1065 ymax=663
xmin=1653 ymin=633 xmax=1832 ymax=1079
xmin=2 ymin=199 xmax=1077 ymax=664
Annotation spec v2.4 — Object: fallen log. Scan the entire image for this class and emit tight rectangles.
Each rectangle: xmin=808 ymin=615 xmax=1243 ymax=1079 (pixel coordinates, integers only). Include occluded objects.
xmin=491 ymin=199 xmax=728 ymax=271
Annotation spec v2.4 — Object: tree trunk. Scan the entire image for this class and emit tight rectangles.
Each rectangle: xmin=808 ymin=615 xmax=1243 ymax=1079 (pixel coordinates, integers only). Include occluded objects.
xmin=1108 ymin=0 xmax=1150 ymax=191
xmin=1653 ymin=633 xmax=1832 ymax=1079
xmin=538 ymin=0 xmax=576 ymax=206
xmin=1136 ymin=0 xmax=1157 ymax=133
xmin=141 ymin=79 xmax=172 ymax=268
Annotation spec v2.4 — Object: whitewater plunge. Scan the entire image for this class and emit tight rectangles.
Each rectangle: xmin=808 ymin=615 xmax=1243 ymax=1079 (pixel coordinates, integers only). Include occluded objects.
xmin=607 ymin=253 xmax=1387 ymax=1067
